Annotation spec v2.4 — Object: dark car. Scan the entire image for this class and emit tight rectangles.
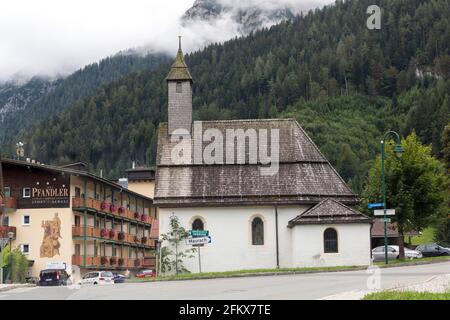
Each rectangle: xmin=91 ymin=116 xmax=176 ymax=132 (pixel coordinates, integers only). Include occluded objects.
xmin=416 ymin=243 xmax=450 ymax=257
xmin=112 ymin=273 xmax=126 ymax=283
xmin=39 ymin=269 xmax=71 ymax=286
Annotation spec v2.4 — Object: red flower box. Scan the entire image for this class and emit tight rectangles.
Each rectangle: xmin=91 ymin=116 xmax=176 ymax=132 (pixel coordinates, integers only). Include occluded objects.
xmin=100 ymin=202 xmax=109 ymax=211
xmin=100 ymin=229 xmax=109 ymax=238
xmin=100 ymin=256 xmax=108 ymax=265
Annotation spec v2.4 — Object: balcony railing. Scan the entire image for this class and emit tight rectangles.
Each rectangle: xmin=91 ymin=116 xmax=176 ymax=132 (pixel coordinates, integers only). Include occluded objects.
xmin=72 ymin=255 xmax=155 ymax=269
xmin=72 ymin=197 xmax=153 ymax=225
xmin=0 ymin=197 xmax=17 ymax=212
xmin=0 ymin=226 xmax=17 ymax=239
xmin=72 ymin=226 xmax=156 ymax=247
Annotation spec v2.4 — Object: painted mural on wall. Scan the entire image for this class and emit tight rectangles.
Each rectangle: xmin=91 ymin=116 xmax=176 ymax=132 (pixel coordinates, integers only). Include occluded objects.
xmin=40 ymin=213 xmax=62 ymax=258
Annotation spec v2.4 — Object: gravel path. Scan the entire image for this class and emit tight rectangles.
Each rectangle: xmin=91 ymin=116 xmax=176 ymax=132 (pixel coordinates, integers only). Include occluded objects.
xmin=398 ymin=274 xmax=450 ymax=293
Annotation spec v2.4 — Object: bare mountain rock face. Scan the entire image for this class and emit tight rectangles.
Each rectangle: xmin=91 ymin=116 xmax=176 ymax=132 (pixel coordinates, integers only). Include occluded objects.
xmin=182 ymin=0 xmax=296 ymax=35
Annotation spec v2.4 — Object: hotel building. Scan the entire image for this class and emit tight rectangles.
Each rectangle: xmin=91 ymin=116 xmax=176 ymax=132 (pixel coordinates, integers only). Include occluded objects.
xmin=0 ymin=158 xmax=158 ymax=277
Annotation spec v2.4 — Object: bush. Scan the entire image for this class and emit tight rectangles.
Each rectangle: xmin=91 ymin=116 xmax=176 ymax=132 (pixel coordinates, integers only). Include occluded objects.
xmin=1 ymin=245 xmax=29 ymax=283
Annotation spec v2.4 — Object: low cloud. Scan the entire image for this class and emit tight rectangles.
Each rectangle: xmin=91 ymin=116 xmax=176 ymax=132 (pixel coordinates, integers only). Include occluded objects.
xmin=0 ymin=0 xmax=333 ymax=82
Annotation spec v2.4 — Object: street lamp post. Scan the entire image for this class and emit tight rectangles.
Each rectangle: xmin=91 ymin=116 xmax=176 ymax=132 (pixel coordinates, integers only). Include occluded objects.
xmin=7 ymin=231 xmax=14 ymax=283
xmin=380 ymin=131 xmax=404 ymax=264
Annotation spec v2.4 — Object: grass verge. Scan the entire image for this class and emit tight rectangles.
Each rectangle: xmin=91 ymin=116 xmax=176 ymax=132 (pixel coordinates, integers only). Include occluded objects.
xmin=126 ymin=255 xmax=450 ymax=283
xmin=374 ymin=255 xmax=450 ymax=266
xmin=127 ymin=265 xmax=363 ymax=282
xmin=363 ymin=291 xmax=450 ymax=300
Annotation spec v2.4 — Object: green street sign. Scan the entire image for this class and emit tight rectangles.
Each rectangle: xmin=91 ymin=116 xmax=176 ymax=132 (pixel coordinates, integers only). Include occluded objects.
xmin=383 ymin=218 xmax=391 ymax=223
xmin=189 ymin=230 xmax=209 ymax=237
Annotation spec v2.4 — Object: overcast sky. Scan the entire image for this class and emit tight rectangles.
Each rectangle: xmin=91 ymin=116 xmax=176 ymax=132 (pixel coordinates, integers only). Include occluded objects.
xmin=0 ymin=0 xmax=333 ymax=81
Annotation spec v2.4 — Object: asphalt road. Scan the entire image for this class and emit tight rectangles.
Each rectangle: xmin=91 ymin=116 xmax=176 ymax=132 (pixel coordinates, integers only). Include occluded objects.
xmin=1 ymin=262 xmax=449 ymax=300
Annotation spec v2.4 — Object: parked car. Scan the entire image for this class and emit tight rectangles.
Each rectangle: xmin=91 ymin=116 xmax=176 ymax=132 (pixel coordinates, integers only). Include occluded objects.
xmin=136 ymin=269 xmax=156 ymax=278
xmin=78 ymin=271 xmax=115 ymax=285
xmin=39 ymin=269 xmax=71 ymax=286
xmin=112 ymin=273 xmax=126 ymax=283
xmin=372 ymin=245 xmax=422 ymax=262
xmin=416 ymin=243 xmax=450 ymax=257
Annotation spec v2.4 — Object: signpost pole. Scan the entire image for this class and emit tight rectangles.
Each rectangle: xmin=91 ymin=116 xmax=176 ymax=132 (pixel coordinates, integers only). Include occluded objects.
xmin=198 ymin=246 xmax=201 ymax=274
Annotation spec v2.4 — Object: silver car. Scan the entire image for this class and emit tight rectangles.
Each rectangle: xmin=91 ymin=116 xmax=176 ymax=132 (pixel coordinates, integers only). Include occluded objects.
xmin=372 ymin=245 xmax=422 ymax=262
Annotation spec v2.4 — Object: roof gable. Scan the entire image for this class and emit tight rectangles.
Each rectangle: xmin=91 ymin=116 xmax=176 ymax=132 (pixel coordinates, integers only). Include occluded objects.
xmin=154 ymin=119 xmax=357 ymax=206
xmin=288 ymin=199 xmax=371 ymax=226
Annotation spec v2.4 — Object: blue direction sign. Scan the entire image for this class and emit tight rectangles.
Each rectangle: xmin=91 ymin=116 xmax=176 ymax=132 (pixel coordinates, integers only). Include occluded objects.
xmin=368 ymin=202 xmax=384 ymax=209
xmin=189 ymin=230 xmax=209 ymax=237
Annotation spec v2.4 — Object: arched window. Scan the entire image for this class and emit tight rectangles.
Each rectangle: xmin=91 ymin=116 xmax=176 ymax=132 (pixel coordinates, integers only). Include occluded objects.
xmin=192 ymin=218 xmax=204 ymax=231
xmin=251 ymin=217 xmax=264 ymax=245
xmin=324 ymin=228 xmax=338 ymax=253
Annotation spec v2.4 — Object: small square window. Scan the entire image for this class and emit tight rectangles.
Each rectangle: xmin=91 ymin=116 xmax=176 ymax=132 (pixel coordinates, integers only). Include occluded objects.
xmin=4 ymin=187 xmax=11 ymax=197
xmin=21 ymin=244 xmax=30 ymax=254
xmin=23 ymin=187 xmax=31 ymax=198
xmin=23 ymin=215 xmax=30 ymax=225
xmin=2 ymin=216 xmax=9 ymax=226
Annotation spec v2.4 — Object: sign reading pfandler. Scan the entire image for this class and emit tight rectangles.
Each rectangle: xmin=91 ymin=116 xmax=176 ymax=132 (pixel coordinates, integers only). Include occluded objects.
xmin=19 ymin=173 xmax=70 ymax=208
xmin=186 ymin=236 xmax=211 ymax=246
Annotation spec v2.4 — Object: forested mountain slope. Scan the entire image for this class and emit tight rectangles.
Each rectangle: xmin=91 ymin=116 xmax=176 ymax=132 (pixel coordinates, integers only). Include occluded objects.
xmin=11 ymin=0 xmax=450 ymax=192
xmin=0 ymin=53 xmax=170 ymax=146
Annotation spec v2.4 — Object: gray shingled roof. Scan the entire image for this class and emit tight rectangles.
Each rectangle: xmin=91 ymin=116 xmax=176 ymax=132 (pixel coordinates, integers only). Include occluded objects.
xmin=288 ymin=199 xmax=372 ymax=226
xmin=154 ymin=119 xmax=358 ymax=206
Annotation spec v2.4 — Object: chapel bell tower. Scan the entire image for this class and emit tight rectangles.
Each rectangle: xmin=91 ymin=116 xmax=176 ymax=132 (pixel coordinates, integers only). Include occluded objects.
xmin=166 ymin=36 xmax=193 ymax=136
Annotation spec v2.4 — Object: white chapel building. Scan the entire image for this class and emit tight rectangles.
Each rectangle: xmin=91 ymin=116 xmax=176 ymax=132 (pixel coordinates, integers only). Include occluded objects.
xmin=154 ymin=41 xmax=372 ymax=273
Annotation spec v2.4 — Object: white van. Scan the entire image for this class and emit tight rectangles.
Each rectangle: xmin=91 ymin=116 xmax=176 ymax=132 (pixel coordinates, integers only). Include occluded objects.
xmin=78 ymin=271 xmax=114 ymax=285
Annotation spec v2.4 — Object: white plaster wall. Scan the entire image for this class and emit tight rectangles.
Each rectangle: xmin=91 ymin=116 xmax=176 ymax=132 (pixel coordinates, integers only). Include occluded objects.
xmin=158 ymin=205 xmax=310 ymax=273
xmin=291 ymin=224 xmax=372 ymax=268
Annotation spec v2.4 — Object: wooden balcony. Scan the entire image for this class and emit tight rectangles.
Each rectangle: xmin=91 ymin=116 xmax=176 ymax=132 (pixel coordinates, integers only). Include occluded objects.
xmin=72 ymin=197 xmax=153 ymax=225
xmin=72 ymin=255 xmax=153 ymax=269
xmin=0 ymin=226 xmax=16 ymax=239
xmin=0 ymin=197 xmax=17 ymax=212
xmin=72 ymin=226 xmax=155 ymax=248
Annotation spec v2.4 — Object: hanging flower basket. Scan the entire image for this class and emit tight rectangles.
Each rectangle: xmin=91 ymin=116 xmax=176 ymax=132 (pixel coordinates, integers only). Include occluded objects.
xmin=100 ymin=229 xmax=109 ymax=238
xmin=110 ymin=257 xmax=118 ymax=265
xmin=141 ymin=236 xmax=148 ymax=244
xmin=118 ymin=207 xmax=125 ymax=215
xmin=118 ymin=231 xmax=126 ymax=241
xmin=110 ymin=204 xmax=117 ymax=213
xmin=134 ymin=235 xmax=140 ymax=243
xmin=109 ymin=230 xmax=116 ymax=238
xmin=141 ymin=214 xmax=149 ymax=222
xmin=134 ymin=212 xmax=141 ymax=220
xmin=118 ymin=258 xmax=125 ymax=266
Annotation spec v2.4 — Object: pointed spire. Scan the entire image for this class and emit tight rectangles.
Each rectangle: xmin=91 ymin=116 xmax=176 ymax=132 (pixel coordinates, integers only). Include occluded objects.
xmin=166 ymin=36 xmax=193 ymax=82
